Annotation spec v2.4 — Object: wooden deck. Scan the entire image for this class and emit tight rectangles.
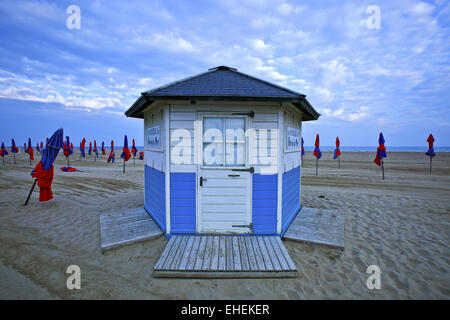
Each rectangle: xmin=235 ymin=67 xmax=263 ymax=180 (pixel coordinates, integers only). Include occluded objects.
xmin=100 ymin=207 xmax=162 ymax=253
xmin=152 ymin=235 xmax=298 ymax=278
xmin=283 ymin=207 xmax=346 ymax=249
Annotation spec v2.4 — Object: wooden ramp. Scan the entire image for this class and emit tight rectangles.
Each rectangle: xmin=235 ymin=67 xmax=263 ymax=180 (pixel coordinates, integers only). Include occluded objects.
xmin=152 ymin=235 xmax=298 ymax=278
xmin=283 ymin=207 xmax=346 ymax=249
xmin=100 ymin=207 xmax=162 ymax=253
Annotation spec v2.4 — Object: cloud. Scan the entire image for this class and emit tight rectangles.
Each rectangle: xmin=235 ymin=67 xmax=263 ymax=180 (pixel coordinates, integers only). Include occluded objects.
xmin=321 ymin=59 xmax=353 ymax=84
xmin=321 ymin=106 xmax=371 ymax=122
xmin=411 ymin=2 xmax=435 ymax=15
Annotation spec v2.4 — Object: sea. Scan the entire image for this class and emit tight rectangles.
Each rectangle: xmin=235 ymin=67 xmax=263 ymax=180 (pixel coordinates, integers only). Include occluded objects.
xmin=303 ymin=146 xmax=450 ymax=152
xmin=115 ymin=146 xmax=450 ymax=152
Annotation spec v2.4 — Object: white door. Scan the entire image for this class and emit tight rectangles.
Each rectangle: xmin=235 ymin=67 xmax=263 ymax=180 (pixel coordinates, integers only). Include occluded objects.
xmin=198 ymin=115 xmax=252 ymax=234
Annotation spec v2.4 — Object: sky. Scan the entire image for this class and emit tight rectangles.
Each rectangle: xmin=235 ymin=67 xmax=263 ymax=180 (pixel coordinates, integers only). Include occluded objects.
xmin=0 ymin=0 xmax=449 ymax=147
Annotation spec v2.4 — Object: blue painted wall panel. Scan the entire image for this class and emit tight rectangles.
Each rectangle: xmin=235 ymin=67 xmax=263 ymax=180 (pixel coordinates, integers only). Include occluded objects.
xmin=144 ymin=165 xmax=166 ymax=232
xmin=252 ymin=173 xmax=278 ymax=234
xmin=282 ymin=166 xmax=301 ymax=234
xmin=170 ymin=172 xmax=196 ymax=234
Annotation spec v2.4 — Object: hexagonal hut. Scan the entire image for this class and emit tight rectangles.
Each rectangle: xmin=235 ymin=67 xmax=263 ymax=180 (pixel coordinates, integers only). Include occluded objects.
xmin=125 ymin=66 xmax=319 ymax=238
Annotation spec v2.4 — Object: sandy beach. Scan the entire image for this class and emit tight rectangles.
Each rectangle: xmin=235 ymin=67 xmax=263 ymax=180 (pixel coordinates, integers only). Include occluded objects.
xmin=0 ymin=150 xmax=449 ymax=299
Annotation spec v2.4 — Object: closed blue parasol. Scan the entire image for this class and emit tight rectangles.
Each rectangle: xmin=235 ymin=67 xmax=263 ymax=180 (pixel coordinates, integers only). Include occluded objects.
xmin=42 ymin=128 xmax=64 ymax=170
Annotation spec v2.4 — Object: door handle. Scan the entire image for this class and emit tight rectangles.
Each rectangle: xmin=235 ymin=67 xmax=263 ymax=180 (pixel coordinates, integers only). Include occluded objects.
xmin=200 ymin=176 xmax=207 ymax=186
xmin=228 ymin=174 xmax=240 ymax=177
xmin=231 ymin=167 xmax=254 ymax=173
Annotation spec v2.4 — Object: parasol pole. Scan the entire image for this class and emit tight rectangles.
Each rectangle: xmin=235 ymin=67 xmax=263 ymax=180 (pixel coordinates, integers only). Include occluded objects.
xmin=123 ymin=158 xmax=126 ymax=173
xmin=13 ymin=154 xmax=16 ymax=166
xmin=24 ymin=179 xmax=37 ymax=206
xmin=338 ymin=156 xmax=340 ymax=168
xmin=381 ymin=160 xmax=385 ymax=180
xmin=315 ymin=157 xmax=318 ymax=176
xmin=2 ymin=156 xmax=4 ymax=165
xmin=429 ymin=156 xmax=432 ymax=172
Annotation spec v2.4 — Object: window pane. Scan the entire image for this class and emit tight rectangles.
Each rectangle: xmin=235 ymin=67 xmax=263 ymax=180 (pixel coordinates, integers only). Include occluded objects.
xmin=225 ymin=118 xmax=245 ymax=166
xmin=203 ymin=118 xmax=224 ymax=166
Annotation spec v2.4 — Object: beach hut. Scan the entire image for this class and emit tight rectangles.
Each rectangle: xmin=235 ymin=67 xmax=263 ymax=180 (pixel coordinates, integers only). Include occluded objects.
xmin=125 ymin=66 xmax=320 ymax=237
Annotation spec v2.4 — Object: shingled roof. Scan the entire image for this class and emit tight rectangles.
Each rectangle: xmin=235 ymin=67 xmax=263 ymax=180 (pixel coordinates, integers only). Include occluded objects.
xmin=125 ymin=66 xmax=320 ymax=121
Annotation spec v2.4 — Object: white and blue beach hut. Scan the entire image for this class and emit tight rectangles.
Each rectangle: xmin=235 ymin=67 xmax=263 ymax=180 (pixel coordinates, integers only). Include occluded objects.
xmin=125 ymin=66 xmax=319 ymax=238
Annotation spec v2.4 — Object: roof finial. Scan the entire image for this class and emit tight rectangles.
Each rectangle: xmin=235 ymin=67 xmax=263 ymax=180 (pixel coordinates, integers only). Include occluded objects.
xmin=208 ymin=66 xmax=237 ymax=71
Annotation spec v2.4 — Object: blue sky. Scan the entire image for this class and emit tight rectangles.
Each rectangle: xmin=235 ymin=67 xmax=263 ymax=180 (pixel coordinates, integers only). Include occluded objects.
xmin=0 ymin=0 xmax=449 ymax=147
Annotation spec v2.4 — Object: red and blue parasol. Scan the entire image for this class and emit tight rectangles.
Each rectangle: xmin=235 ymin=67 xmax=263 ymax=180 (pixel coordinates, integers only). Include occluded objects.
xmin=25 ymin=128 xmax=63 ymax=205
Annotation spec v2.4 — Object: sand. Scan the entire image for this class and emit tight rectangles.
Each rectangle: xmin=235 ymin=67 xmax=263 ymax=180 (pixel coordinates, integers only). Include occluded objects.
xmin=0 ymin=150 xmax=449 ymax=299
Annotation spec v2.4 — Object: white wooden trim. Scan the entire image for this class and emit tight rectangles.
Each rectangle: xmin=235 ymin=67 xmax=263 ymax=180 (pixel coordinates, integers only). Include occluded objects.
xmin=144 ymin=147 xmax=164 ymax=153
xmin=194 ymin=116 xmax=200 ymax=233
xmin=299 ymin=112 xmax=303 ymax=205
xmin=196 ymin=114 xmax=202 ymax=233
xmin=165 ymin=105 xmax=171 ymax=235
xmin=277 ymin=107 xmax=283 ymax=234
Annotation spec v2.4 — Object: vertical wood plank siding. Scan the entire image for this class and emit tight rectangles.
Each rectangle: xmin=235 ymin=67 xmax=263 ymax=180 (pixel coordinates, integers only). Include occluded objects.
xmin=252 ymin=173 xmax=278 ymax=234
xmin=144 ymin=165 xmax=166 ymax=232
xmin=281 ymin=166 xmax=300 ymax=234
xmin=170 ymin=172 xmax=196 ymax=233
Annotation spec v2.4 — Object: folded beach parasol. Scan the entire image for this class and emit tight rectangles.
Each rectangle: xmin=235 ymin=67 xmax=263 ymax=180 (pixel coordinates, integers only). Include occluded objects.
xmin=63 ymin=136 xmax=73 ymax=157
xmin=121 ymin=135 xmax=131 ymax=172
xmin=131 ymin=139 xmax=137 ymax=156
xmin=426 ymin=134 xmax=435 ymax=172
xmin=26 ymin=128 xmax=63 ymax=204
xmin=80 ymin=138 xmax=86 ymax=158
xmin=11 ymin=139 xmax=19 ymax=165
xmin=27 ymin=138 xmax=34 ymax=163
xmin=93 ymin=140 xmax=98 ymax=158
xmin=333 ymin=137 xmax=341 ymax=159
xmin=1 ymin=142 xmax=8 ymax=156
xmin=426 ymin=134 xmax=435 ymax=157
xmin=313 ymin=134 xmax=321 ymax=176
xmin=131 ymin=138 xmax=137 ymax=164
xmin=313 ymin=134 xmax=322 ymax=159
xmin=374 ymin=132 xmax=387 ymax=179
xmin=1 ymin=142 xmax=8 ymax=164
xmin=107 ymin=140 xmax=115 ymax=163
xmin=11 ymin=139 xmax=19 ymax=153
xmin=374 ymin=133 xmax=386 ymax=166
xmin=333 ymin=137 xmax=342 ymax=168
